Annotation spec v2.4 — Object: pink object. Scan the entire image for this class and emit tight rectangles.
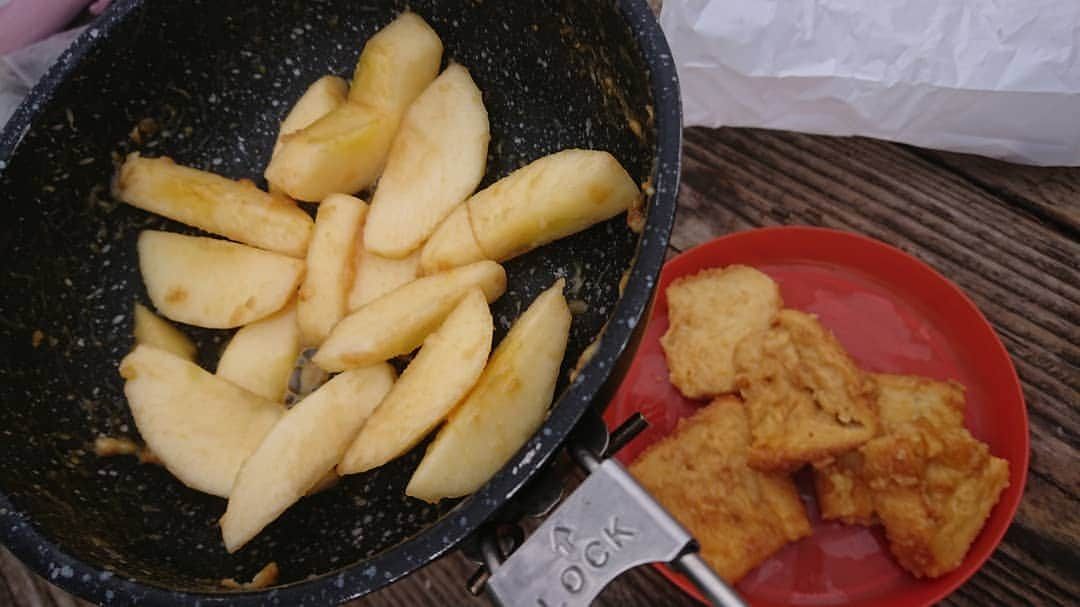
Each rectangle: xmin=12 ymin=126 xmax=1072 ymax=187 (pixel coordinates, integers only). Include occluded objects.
xmin=0 ymin=0 xmax=94 ymax=55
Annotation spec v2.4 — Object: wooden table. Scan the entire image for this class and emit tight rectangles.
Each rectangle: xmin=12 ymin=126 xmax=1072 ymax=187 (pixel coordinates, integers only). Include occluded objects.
xmin=2 ymin=127 xmax=1077 ymax=606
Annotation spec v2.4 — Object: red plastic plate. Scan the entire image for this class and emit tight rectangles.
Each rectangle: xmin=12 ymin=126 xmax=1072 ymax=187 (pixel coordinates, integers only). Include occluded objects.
xmin=605 ymin=226 xmax=1028 ymax=607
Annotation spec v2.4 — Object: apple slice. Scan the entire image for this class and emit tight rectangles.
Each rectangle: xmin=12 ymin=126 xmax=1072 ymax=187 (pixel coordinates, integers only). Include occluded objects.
xmin=273 ymin=75 xmax=348 ymax=158
xmin=338 ymin=290 xmax=492 ymax=474
xmin=114 ymin=153 xmax=314 ymax=258
xmin=221 ymin=363 xmax=395 ymax=552
xmin=133 ymin=303 xmax=196 ymax=361
xmin=119 ymin=345 xmax=285 ymax=497
xmin=363 ymin=64 xmax=489 ymax=258
xmin=138 ymin=231 xmax=305 ymax=329
xmin=264 ymin=103 xmax=398 ymax=202
xmin=348 ymin=11 xmax=443 ymax=113
xmin=418 ymin=205 xmax=486 ymax=275
xmin=407 ymin=279 xmax=571 ymax=502
xmin=469 ymin=150 xmax=641 ymax=260
xmin=347 ymin=244 xmax=420 ymax=311
xmin=268 ymin=76 xmax=348 ymax=196
xmin=305 ymin=470 xmax=340 ymax=496
xmin=420 ymin=149 xmax=641 ymax=272
xmin=313 ymin=260 xmax=505 ymax=372
xmin=216 ymin=301 xmax=301 ymax=401
xmin=265 ymin=12 xmax=442 ymax=202
xmin=297 ymin=194 xmax=368 ymax=346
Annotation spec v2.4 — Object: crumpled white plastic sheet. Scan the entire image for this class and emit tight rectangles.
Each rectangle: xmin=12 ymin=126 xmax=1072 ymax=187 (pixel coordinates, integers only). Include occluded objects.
xmin=0 ymin=27 xmax=85 ymax=130
xmin=661 ymin=0 xmax=1080 ymax=166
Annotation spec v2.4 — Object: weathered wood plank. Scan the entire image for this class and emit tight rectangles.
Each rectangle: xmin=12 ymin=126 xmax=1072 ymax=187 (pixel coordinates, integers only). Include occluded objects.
xmin=921 ymin=149 xmax=1080 ymax=235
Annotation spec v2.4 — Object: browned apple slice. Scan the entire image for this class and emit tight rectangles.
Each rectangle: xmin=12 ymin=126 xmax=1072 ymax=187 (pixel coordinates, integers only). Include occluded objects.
xmin=133 ymin=303 xmax=196 ymax=360
xmin=313 ymin=260 xmax=505 ymax=372
xmin=114 ymin=154 xmax=313 ymax=257
xmin=119 ymin=345 xmax=285 ymax=497
xmin=407 ymin=280 xmax=571 ymax=502
xmin=221 ymin=363 xmax=395 ymax=552
xmin=338 ymin=289 xmax=492 ymax=474
xmin=363 ymin=64 xmax=489 ymax=258
xmin=216 ymin=302 xmax=301 ymax=401
xmin=297 ymin=194 xmax=367 ymax=346
xmin=138 ymin=230 xmax=304 ymax=329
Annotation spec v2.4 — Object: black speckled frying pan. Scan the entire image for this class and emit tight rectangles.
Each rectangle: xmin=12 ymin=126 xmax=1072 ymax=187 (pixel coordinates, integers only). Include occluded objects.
xmin=0 ymin=0 xmax=680 ymax=604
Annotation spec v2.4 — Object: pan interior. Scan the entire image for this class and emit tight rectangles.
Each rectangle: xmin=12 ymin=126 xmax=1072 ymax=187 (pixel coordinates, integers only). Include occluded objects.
xmin=0 ymin=0 xmax=656 ymax=591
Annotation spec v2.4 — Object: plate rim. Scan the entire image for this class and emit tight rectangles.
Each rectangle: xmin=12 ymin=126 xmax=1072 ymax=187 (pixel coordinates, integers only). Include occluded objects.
xmin=614 ymin=225 xmax=1029 ymax=607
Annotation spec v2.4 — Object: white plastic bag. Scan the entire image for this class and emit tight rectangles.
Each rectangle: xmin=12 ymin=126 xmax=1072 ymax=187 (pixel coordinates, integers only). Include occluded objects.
xmin=0 ymin=27 xmax=85 ymax=128
xmin=661 ymin=0 xmax=1080 ymax=166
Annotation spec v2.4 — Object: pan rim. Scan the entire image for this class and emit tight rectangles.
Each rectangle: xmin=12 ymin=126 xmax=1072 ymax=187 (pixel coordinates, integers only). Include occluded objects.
xmin=0 ymin=0 xmax=682 ymax=604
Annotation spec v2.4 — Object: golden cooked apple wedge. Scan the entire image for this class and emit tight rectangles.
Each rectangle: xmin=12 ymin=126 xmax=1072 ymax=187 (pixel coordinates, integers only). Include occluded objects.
xmin=347 ymin=244 xmax=420 ymax=311
xmin=216 ymin=302 xmax=301 ymax=401
xmin=417 ymin=205 xmax=486 ymax=274
xmin=313 ymin=260 xmax=505 ymax=372
xmin=133 ymin=303 xmax=196 ymax=361
xmin=363 ymin=63 xmax=489 ymax=258
xmin=420 ymin=149 xmax=641 ymax=273
xmin=297 ymin=194 xmax=368 ymax=346
xmin=263 ymin=103 xmax=397 ymax=202
xmin=348 ymin=11 xmax=443 ymax=112
xmin=114 ymin=153 xmax=313 ymax=258
xmin=338 ymin=289 xmax=492 ymax=474
xmin=272 ymin=75 xmax=348 ymax=158
xmin=119 ymin=345 xmax=285 ymax=497
xmin=268 ymin=75 xmax=348 ymax=196
xmin=138 ymin=231 xmax=305 ymax=329
xmin=407 ymin=279 xmax=571 ymax=502
xmin=265 ymin=12 xmax=442 ymax=201
xmin=221 ymin=363 xmax=395 ymax=552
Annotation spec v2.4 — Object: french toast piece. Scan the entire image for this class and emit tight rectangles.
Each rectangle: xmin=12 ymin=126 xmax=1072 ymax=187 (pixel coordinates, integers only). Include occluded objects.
xmin=630 ymin=397 xmax=812 ymax=583
xmin=734 ymin=309 xmax=878 ymax=471
xmin=862 ymin=421 xmax=1009 ymax=578
xmin=813 ymin=373 xmax=966 ymax=525
xmin=660 ymin=265 xmax=782 ymax=399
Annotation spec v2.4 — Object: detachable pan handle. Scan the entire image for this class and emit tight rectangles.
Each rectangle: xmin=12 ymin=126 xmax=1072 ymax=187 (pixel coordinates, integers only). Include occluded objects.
xmin=482 ymin=414 xmax=747 ymax=607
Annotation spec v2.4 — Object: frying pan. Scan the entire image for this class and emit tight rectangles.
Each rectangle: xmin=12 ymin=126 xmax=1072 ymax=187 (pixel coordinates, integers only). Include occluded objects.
xmin=0 ymin=0 xmax=685 ymax=604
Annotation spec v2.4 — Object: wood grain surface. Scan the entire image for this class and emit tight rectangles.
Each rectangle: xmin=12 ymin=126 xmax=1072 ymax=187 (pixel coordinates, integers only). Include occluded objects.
xmin=4 ymin=127 xmax=1078 ymax=606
